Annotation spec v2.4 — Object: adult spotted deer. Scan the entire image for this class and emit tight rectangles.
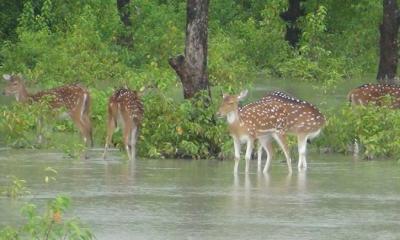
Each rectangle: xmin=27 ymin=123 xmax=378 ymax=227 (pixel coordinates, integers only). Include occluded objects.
xmin=257 ymin=91 xmax=325 ymax=172
xmin=347 ymin=83 xmax=400 ymax=155
xmin=102 ymin=87 xmax=144 ymax=161
xmin=217 ymin=90 xmax=325 ymax=174
xmin=3 ymin=74 xmax=93 ymax=152
xmin=348 ymin=83 xmax=400 ymax=107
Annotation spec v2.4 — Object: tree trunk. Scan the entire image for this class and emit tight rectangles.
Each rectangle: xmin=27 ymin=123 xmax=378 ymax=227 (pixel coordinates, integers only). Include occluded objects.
xmin=168 ymin=0 xmax=210 ymax=99
xmin=280 ymin=0 xmax=305 ymax=47
xmin=116 ymin=0 xmax=133 ymax=48
xmin=377 ymin=0 xmax=399 ymax=84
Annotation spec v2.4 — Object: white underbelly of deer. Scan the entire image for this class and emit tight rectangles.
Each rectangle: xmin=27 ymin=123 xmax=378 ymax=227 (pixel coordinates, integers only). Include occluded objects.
xmin=239 ymin=135 xmax=250 ymax=143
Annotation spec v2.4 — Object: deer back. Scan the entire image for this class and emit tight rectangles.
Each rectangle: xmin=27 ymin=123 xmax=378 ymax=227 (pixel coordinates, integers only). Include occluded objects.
xmin=236 ymin=99 xmax=290 ymax=138
xmin=32 ymin=84 xmax=90 ymax=111
xmin=348 ymin=83 xmax=400 ymax=107
xmin=109 ymin=88 xmax=144 ymax=125
xmin=263 ymin=91 xmax=325 ymax=134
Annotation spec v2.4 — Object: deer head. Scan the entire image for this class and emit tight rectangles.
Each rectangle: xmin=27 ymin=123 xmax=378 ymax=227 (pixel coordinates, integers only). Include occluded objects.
xmin=217 ymin=90 xmax=248 ymax=117
xmin=3 ymin=74 xmax=28 ymax=101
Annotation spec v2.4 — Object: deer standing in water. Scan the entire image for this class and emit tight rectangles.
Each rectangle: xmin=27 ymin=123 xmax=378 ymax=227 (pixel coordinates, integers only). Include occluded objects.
xmin=217 ymin=90 xmax=325 ymax=174
xmin=3 ymin=74 xmax=93 ymax=154
xmin=102 ymin=88 xmax=144 ymax=160
xmin=347 ymin=83 xmax=400 ymax=155
xmin=256 ymin=91 xmax=325 ymax=172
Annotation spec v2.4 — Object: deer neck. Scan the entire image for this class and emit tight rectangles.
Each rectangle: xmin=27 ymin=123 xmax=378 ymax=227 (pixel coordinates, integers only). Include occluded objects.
xmin=227 ymin=110 xmax=240 ymax=124
xmin=16 ymin=85 xmax=29 ymax=103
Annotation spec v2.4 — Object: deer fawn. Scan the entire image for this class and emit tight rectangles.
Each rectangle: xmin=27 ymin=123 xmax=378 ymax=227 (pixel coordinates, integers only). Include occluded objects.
xmin=217 ymin=90 xmax=325 ymax=174
xmin=102 ymin=88 xmax=144 ymax=161
xmin=3 ymin=74 xmax=93 ymax=152
xmin=348 ymin=83 xmax=400 ymax=107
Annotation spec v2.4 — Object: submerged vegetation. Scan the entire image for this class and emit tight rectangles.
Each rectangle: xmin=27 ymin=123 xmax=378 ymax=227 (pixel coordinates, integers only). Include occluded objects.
xmin=0 ymin=0 xmax=396 ymax=159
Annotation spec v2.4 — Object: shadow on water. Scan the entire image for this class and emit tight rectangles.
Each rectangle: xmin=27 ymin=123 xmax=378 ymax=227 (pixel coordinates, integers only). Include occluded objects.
xmin=1 ymin=150 xmax=400 ymax=239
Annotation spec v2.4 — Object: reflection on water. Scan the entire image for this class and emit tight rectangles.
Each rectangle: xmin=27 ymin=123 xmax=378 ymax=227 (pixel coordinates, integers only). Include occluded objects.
xmin=1 ymin=150 xmax=400 ymax=240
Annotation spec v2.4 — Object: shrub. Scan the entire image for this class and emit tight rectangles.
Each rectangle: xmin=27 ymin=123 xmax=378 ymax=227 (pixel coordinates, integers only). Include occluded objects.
xmin=138 ymin=91 xmax=231 ymax=159
xmin=0 ymin=196 xmax=94 ymax=240
xmin=317 ymin=104 xmax=400 ymax=159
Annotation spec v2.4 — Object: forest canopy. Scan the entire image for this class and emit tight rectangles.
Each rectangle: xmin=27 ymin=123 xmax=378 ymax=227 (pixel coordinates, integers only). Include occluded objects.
xmin=0 ymin=0 xmax=382 ymax=89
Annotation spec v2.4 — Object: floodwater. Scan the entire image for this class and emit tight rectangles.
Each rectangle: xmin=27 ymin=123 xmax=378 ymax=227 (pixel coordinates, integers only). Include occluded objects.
xmin=1 ymin=150 xmax=400 ymax=240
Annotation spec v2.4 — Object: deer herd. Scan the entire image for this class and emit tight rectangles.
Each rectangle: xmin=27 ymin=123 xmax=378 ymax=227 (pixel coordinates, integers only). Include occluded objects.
xmin=2 ymin=73 xmax=400 ymax=174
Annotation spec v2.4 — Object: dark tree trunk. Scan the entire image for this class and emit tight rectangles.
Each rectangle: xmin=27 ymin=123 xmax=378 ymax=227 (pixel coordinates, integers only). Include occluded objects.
xmin=116 ymin=0 xmax=133 ymax=48
xmin=377 ymin=0 xmax=399 ymax=84
xmin=280 ymin=0 xmax=305 ymax=47
xmin=168 ymin=0 xmax=210 ymax=99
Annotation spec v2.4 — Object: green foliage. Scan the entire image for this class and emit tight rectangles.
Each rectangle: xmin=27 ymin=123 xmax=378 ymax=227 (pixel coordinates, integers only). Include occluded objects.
xmin=317 ymin=104 xmax=400 ymax=159
xmin=0 ymin=196 xmax=94 ymax=240
xmin=128 ymin=0 xmax=185 ymax=67
xmin=227 ymin=0 xmax=289 ymax=70
xmin=1 ymin=175 xmax=30 ymax=199
xmin=208 ymin=32 xmax=254 ymax=90
xmin=0 ymin=104 xmax=38 ymax=148
xmin=0 ymin=0 xmax=393 ymax=160
xmin=0 ymin=97 xmax=68 ymax=149
xmin=138 ymin=92 xmax=231 ymax=159
xmin=277 ymin=5 xmax=347 ymax=92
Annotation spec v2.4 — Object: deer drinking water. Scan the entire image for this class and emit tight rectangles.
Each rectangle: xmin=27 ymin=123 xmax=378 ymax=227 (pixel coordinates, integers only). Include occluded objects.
xmin=102 ymin=88 xmax=144 ymax=161
xmin=217 ymin=90 xmax=325 ymax=174
xmin=3 ymin=74 xmax=93 ymax=153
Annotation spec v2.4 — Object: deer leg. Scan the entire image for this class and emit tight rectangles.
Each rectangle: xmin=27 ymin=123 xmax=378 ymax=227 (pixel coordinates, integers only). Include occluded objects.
xmin=233 ymin=136 xmax=241 ymax=174
xmin=123 ymin=120 xmax=133 ymax=161
xmin=260 ymin=136 xmax=273 ymax=174
xmin=102 ymin=115 xmax=116 ymax=160
xmin=80 ymin=92 xmax=93 ymax=147
xmin=70 ymin=111 xmax=90 ymax=159
xmin=272 ymin=133 xmax=292 ymax=174
xmin=36 ymin=116 xmax=44 ymax=144
xmin=297 ymin=134 xmax=308 ymax=170
xmin=245 ymin=138 xmax=254 ymax=173
xmin=82 ymin=114 xmax=93 ymax=148
xmin=130 ymin=125 xmax=138 ymax=160
xmin=76 ymin=110 xmax=92 ymax=148
xmin=353 ymin=138 xmax=359 ymax=156
xmin=257 ymin=142 xmax=263 ymax=172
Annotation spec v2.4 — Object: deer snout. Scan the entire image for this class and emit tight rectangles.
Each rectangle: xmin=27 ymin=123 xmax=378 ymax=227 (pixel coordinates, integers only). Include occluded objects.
xmin=216 ymin=110 xmax=224 ymax=118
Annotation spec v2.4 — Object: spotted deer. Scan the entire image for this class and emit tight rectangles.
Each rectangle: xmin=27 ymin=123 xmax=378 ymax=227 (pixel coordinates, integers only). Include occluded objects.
xmin=257 ymin=91 xmax=325 ymax=172
xmin=217 ymin=90 xmax=325 ymax=174
xmin=347 ymin=83 xmax=400 ymax=107
xmin=102 ymin=87 xmax=144 ymax=161
xmin=3 ymin=74 xmax=93 ymax=152
xmin=347 ymin=83 xmax=400 ymax=155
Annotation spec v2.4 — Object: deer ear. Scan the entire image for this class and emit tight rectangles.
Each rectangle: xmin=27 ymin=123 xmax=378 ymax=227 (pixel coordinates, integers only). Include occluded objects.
xmin=3 ymin=74 xmax=11 ymax=81
xmin=237 ymin=89 xmax=248 ymax=101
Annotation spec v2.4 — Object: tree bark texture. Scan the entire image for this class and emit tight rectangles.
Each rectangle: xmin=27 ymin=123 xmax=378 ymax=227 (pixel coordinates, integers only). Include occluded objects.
xmin=280 ymin=0 xmax=305 ymax=47
xmin=377 ymin=0 xmax=399 ymax=84
xmin=116 ymin=0 xmax=133 ymax=48
xmin=169 ymin=0 xmax=210 ymax=99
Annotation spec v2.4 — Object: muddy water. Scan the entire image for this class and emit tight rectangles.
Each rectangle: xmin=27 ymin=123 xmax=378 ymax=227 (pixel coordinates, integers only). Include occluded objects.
xmin=0 ymin=150 xmax=399 ymax=240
